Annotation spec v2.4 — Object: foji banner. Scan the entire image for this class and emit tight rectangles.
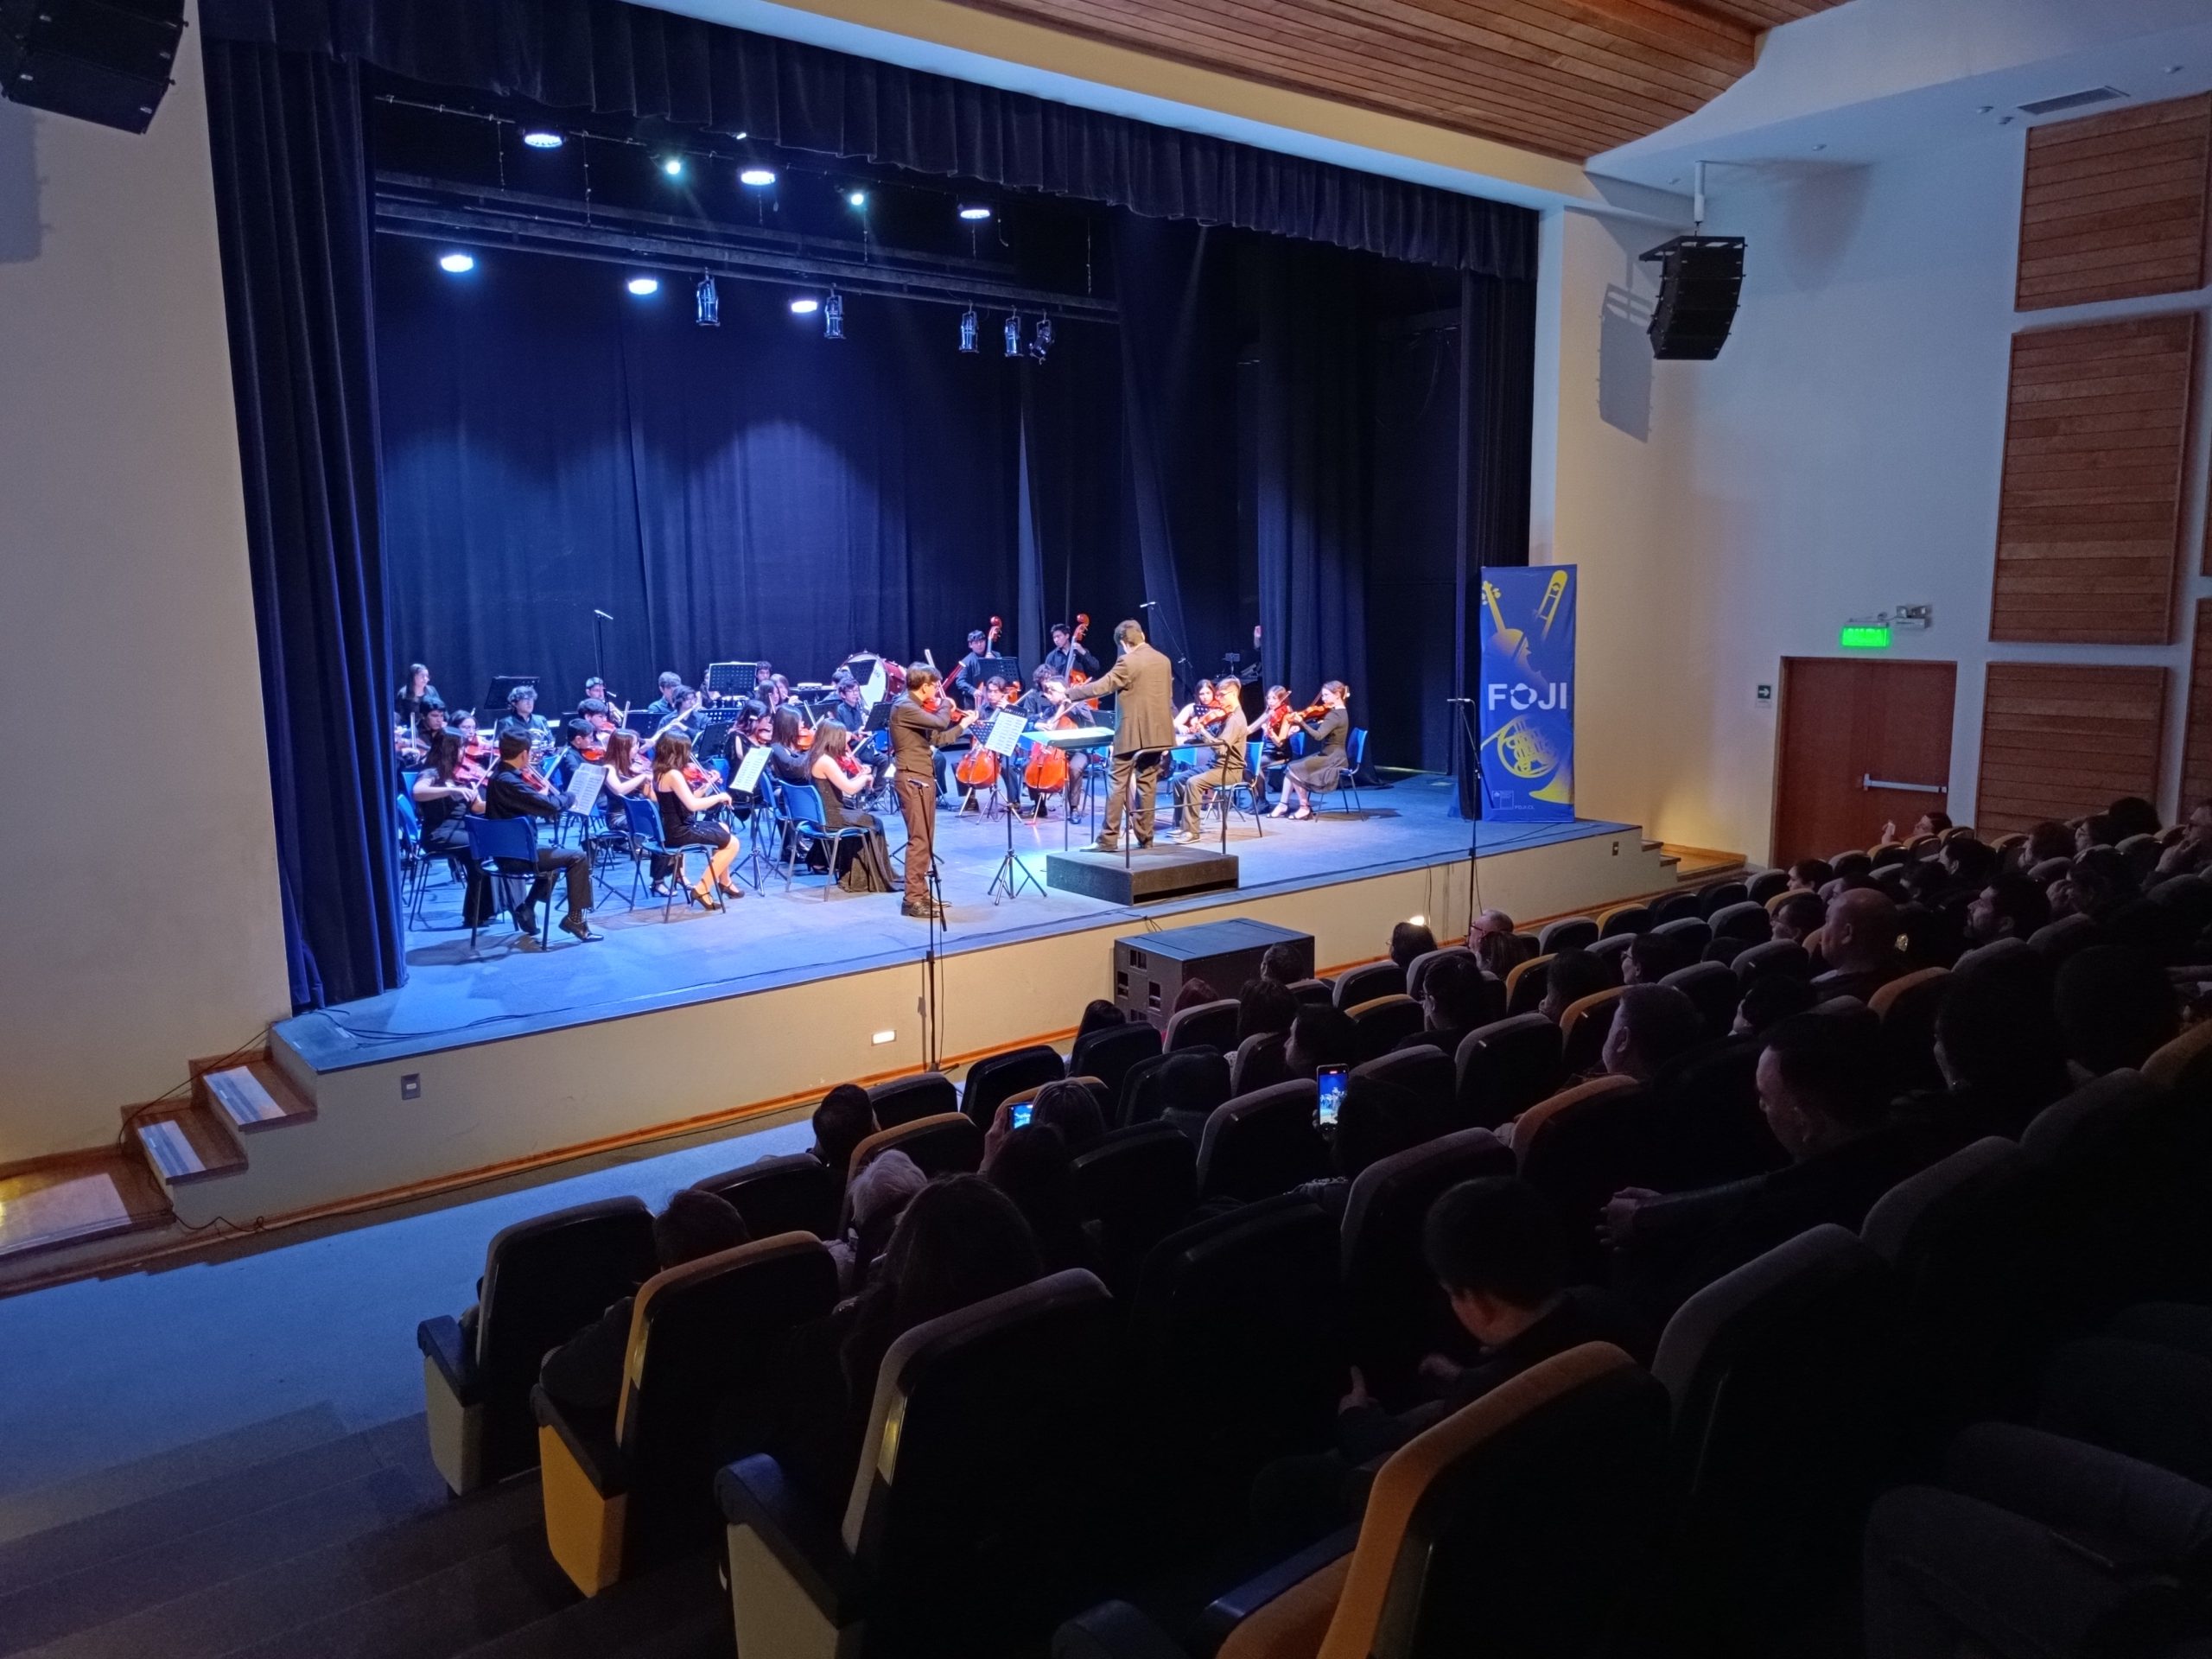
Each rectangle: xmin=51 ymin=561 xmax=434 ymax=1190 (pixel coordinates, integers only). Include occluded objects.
xmin=1477 ymin=566 xmax=1575 ymax=822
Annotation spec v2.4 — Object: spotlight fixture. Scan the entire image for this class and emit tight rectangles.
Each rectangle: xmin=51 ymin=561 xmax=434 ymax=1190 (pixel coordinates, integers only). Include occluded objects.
xmin=627 ymin=276 xmax=661 ymax=296
xmin=695 ymin=273 xmax=721 ymax=327
xmin=846 ymin=188 xmax=868 ymax=209
xmin=1003 ymin=313 xmax=1022 ymax=357
xmin=520 ymin=128 xmax=563 ymax=149
xmin=658 ymin=156 xmax=686 ymax=179
xmin=1029 ymin=315 xmax=1053 ymax=363
xmin=959 ymin=308 xmax=979 ymax=354
xmin=740 ymin=166 xmax=777 ymax=188
xmin=957 ymin=202 xmax=992 ymax=221
xmin=790 ymin=296 xmax=821 ymax=315
xmin=437 ymin=251 xmax=476 ymax=274
xmin=823 ymin=289 xmax=844 ymax=340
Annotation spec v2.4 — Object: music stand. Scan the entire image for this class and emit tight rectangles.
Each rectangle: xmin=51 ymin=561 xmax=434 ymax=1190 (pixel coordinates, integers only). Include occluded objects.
xmin=484 ymin=674 xmax=543 ymax=714
xmin=977 ymin=653 xmax=1023 ymax=690
xmin=982 ymin=712 xmax=1045 ymax=901
xmin=704 ymin=661 xmax=758 ymax=701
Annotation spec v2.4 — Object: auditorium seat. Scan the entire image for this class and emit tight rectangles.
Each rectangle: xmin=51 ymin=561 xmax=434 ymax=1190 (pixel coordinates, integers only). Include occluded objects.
xmin=1350 ymin=1045 xmax=1454 ymax=1135
xmin=2116 ymin=831 xmax=2163 ymax=883
xmin=963 ymin=1043 xmax=1066 ymax=1128
xmin=868 ymin=1071 xmax=959 ymax=1128
xmin=1659 ymin=961 xmax=1739 ymax=1039
xmin=1650 ymin=891 xmax=1706 ymax=926
xmin=1403 ymin=944 xmax=1473 ymax=1001
xmin=1557 ymin=985 xmax=1629 ymax=1075
xmin=720 ymin=1270 xmax=1117 ymax=1658
xmin=1596 ymin=901 xmax=1651 ymax=938
xmin=688 ymin=1152 xmax=840 ymax=1241
xmin=1647 ymin=1039 xmax=1782 ymax=1187
xmin=1454 ymin=1014 xmax=1564 ymax=1130
xmin=1289 ymin=977 xmax=1336 ymax=1007
xmin=1699 ymin=879 xmax=1749 ymax=915
xmin=1165 ymin=997 xmax=1239 ymax=1054
xmin=1746 ymin=869 xmax=1789 ymax=904
xmin=1332 ymin=961 xmax=1405 ymax=1009
xmin=1502 ymin=952 xmax=1551 ymax=1017
xmin=1732 ymin=939 xmax=1810 ymax=984
xmin=1700 ymin=935 xmax=1752 ymax=968
xmin=1538 ymin=916 xmax=1599 ymax=955
xmin=2028 ymin=913 xmax=2100 ymax=963
xmin=1650 ymin=1225 xmax=1900 ymax=1650
xmin=1057 ymin=1344 xmax=1671 ymax=1659
xmin=417 ymin=1197 xmax=658 ymax=1496
xmin=1339 ymin=1128 xmax=1513 ymax=1402
xmin=1513 ymin=1077 xmax=1654 ymax=1279
xmin=1230 ymin=1031 xmax=1292 ymax=1096
xmin=2028 ymin=855 xmax=2072 ymax=885
xmin=2145 ymin=1020 xmax=2212 ymax=1097
xmin=1870 ymin=966 xmax=1950 ymax=1094
xmin=1070 ymin=1122 xmax=1198 ymax=1293
xmin=1590 ymin=932 xmax=1635 ymax=978
xmin=1126 ymin=1196 xmax=1344 ymax=1541
xmin=1346 ymin=993 xmax=1426 ymax=1061
xmin=1707 ymin=899 xmax=1771 ymax=944
xmin=1651 ymin=915 xmax=1713 ymax=957
xmin=1118 ymin=1046 xmax=1231 ymax=1132
xmin=1071 ymin=1020 xmax=1163 ymax=1101
xmin=842 ymin=1115 xmax=982 ymax=1226
xmin=536 ymin=1232 xmax=837 ymax=1594
xmin=1197 ymin=1080 xmax=1330 ymax=1203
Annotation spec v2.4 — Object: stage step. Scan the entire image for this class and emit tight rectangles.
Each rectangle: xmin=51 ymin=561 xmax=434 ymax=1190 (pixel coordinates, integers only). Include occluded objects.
xmin=200 ymin=1060 xmax=316 ymax=1135
xmin=0 ymin=1153 xmax=168 ymax=1268
xmin=130 ymin=1104 xmax=245 ymax=1187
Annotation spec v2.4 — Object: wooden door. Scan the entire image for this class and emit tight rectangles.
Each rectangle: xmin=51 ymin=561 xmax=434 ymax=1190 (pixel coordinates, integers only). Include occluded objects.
xmin=1772 ymin=658 xmax=1957 ymax=867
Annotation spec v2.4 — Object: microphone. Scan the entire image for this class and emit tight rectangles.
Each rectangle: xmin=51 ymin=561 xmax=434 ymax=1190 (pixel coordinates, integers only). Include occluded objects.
xmin=1138 ymin=600 xmax=1159 ymax=609
xmin=1446 ymin=696 xmax=1475 ymax=704
xmin=593 ymin=609 xmax=614 ymax=620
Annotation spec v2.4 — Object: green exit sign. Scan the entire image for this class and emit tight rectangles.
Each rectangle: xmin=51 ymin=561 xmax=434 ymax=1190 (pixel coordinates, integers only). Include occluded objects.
xmin=1839 ymin=624 xmax=1891 ymax=650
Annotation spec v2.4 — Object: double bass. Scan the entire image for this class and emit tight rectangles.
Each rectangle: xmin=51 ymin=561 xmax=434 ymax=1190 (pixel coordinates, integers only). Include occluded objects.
xmin=1063 ymin=613 xmax=1092 ymax=688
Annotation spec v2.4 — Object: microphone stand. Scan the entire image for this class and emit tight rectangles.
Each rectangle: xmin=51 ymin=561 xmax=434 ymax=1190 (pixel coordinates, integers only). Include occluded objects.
xmin=1449 ymin=696 xmax=1496 ymax=942
xmin=592 ymin=609 xmax=611 ymax=692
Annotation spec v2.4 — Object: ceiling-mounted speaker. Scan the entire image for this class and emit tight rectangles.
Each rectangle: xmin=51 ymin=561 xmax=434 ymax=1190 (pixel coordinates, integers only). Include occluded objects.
xmin=0 ymin=0 xmax=185 ymax=135
xmin=1640 ymin=234 xmax=1745 ymax=361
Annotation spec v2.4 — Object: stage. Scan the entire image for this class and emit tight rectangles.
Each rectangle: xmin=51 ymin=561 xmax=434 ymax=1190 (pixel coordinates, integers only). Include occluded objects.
xmin=118 ymin=781 xmax=1713 ymax=1237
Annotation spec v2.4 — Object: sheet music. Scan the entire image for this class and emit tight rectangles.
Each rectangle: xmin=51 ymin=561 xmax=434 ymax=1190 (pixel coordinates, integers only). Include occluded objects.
xmin=563 ymin=763 xmax=606 ymax=820
xmin=863 ymin=658 xmax=887 ymax=708
xmin=733 ymin=744 xmax=771 ymax=793
xmin=984 ymin=710 xmax=1027 ymax=757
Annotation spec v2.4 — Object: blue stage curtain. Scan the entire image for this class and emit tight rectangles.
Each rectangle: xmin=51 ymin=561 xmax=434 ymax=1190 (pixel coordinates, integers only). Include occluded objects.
xmin=200 ymin=0 xmax=1534 ymax=278
xmin=204 ymin=39 xmax=406 ymax=1009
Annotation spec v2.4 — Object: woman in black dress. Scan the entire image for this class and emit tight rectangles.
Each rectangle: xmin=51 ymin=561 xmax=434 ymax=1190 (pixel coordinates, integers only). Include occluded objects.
xmin=410 ymin=732 xmax=480 ymax=860
xmin=652 ymin=733 xmax=742 ymax=908
xmin=807 ymin=721 xmax=896 ymax=893
xmin=1276 ymin=681 xmax=1351 ymax=821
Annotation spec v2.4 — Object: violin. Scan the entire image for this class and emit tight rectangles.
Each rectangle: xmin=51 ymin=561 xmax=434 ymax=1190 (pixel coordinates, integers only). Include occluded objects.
xmin=1299 ymin=701 xmax=1332 ymax=721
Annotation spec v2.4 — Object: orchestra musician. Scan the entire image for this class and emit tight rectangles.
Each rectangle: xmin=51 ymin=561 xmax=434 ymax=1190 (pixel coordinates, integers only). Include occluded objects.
xmin=485 ymin=733 xmax=602 ymax=942
xmin=1176 ymin=676 xmax=1249 ymax=842
xmin=580 ymin=675 xmax=609 ymax=712
xmin=1275 ymin=681 xmax=1351 ymax=820
xmin=806 ymin=721 xmax=896 ymax=893
xmin=652 ymin=732 xmax=744 ymax=909
xmin=890 ymin=664 xmax=976 ymax=919
xmin=767 ymin=706 xmax=812 ymax=786
xmin=1041 ymin=623 xmax=1098 ymax=686
xmin=955 ymin=677 xmax=1020 ymax=814
xmin=494 ymin=685 xmax=552 ymax=753
xmin=950 ymin=629 xmax=991 ymax=709
xmin=395 ymin=663 xmax=442 ymax=730
xmin=1018 ymin=670 xmax=1088 ymax=815
xmin=410 ymin=732 xmax=481 ymax=862
xmin=1066 ymin=619 xmax=1175 ymax=853
xmin=547 ymin=717 xmax=597 ymax=792
xmin=645 ymin=672 xmax=685 ymax=728
xmin=1254 ymin=684 xmax=1295 ymax=810
xmin=598 ymin=729 xmax=675 ymax=896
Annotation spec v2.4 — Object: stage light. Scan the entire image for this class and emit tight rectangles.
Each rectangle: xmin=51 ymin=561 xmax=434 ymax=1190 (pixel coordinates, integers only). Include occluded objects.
xmin=1028 ymin=314 xmax=1053 ymax=363
xmin=520 ymin=128 xmax=563 ymax=150
xmin=959 ymin=308 xmax=978 ymax=353
xmin=658 ymin=156 xmax=686 ymax=179
xmin=740 ymin=166 xmax=776 ymax=188
xmin=957 ymin=202 xmax=992 ymax=221
xmin=1003 ymin=313 xmax=1022 ymax=357
xmin=790 ymin=296 xmax=821 ymax=315
xmin=846 ymin=188 xmax=868 ymax=209
xmin=438 ymin=251 xmax=475 ymax=274
xmin=627 ymin=276 xmax=661 ymax=296
xmin=823 ymin=289 xmax=844 ymax=340
xmin=695 ymin=273 xmax=720 ymax=327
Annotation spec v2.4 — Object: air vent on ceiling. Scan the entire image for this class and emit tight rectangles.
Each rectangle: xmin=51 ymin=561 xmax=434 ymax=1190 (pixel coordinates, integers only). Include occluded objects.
xmin=2018 ymin=86 xmax=2127 ymax=117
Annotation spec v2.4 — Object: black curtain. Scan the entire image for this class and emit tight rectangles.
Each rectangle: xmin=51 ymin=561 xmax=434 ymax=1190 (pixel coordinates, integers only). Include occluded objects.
xmin=205 ymin=40 xmax=404 ymax=1010
xmin=201 ymin=0 xmax=1534 ymax=279
xmin=1367 ymin=319 xmax=1465 ymax=773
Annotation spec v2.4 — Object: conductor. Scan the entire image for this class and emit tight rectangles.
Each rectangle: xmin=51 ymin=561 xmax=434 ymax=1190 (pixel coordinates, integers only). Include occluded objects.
xmin=1072 ymin=618 xmax=1176 ymax=851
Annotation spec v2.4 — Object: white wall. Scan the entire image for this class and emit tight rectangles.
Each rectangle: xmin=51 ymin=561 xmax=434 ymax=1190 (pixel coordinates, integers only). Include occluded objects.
xmin=0 ymin=5 xmax=290 ymax=1160
xmin=1535 ymin=132 xmax=2212 ymax=865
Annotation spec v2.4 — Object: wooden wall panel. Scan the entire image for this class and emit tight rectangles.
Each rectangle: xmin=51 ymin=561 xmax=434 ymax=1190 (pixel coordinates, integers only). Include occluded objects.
xmin=1976 ymin=662 xmax=2168 ymax=835
xmin=2183 ymin=601 xmax=2212 ymax=811
xmin=942 ymin=0 xmax=1848 ymax=162
xmin=2018 ymin=92 xmax=2212 ymax=311
xmin=1990 ymin=314 xmax=2195 ymax=645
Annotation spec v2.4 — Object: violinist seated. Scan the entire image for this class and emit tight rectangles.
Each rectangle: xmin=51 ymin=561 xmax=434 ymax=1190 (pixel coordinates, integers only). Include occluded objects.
xmin=1016 ymin=671 xmax=1087 ymax=817
xmin=1252 ymin=684 xmax=1295 ymax=810
xmin=410 ymin=733 xmax=482 ymax=864
xmin=1163 ymin=679 xmax=1224 ymax=816
xmin=598 ymin=728 xmax=677 ymax=898
xmin=483 ymin=734 xmax=603 ymax=944
xmin=652 ymin=733 xmax=745 ymax=910
xmin=1174 ymin=676 xmax=1250 ymax=843
xmin=1275 ymin=681 xmax=1351 ymax=822
xmin=805 ymin=721 xmax=896 ymax=893
xmin=547 ymin=717 xmax=599 ymax=794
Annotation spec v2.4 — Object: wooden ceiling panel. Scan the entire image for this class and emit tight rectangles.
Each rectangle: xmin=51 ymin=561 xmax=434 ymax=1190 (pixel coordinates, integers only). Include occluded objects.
xmin=944 ymin=0 xmax=1854 ymax=162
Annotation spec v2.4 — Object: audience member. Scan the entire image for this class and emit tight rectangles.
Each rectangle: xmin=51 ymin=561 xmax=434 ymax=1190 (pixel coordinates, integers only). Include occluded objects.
xmin=1623 ymin=931 xmax=1692 ymax=986
xmin=1468 ymin=909 xmax=1521 ymax=977
xmin=1787 ymin=859 xmax=1834 ymax=893
xmin=2058 ymin=847 xmax=2135 ymax=925
xmin=1028 ymin=1077 xmax=1109 ymax=1154
xmin=1967 ymin=874 xmax=2050 ymax=947
xmin=1812 ymin=888 xmax=1905 ymax=1002
xmin=1236 ymin=976 xmax=1300 ymax=1044
xmin=2023 ymin=820 xmax=2074 ymax=869
xmin=1397 ymin=951 xmax=1493 ymax=1058
xmin=1170 ymin=976 xmax=1222 ymax=1016
xmin=1936 ymin=836 xmax=1999 ymax=896
xmin=2054 ymin=946 xmax=2180 ymax=1077
xmin=1880 ymin=810 xmax=1952 ymax=843
xmin=1919 ymin=962 xmax=2072 ymax=1143
xmin=768 ymin=1175 xmax=1041 ymax=1510
xmin=2154 ymin=800 xmax=2212 ymax=877
xmin=2106 ymin=795 xmax=2162 ymax=843
xmin=1077 ymin=1000 xmax=1124 ymax=1040
xmin=834 ymin=1147 xmax=929 ymax=1290
xmin=1599 ymin=985 xmax=1705 ymax=1082
xmin=1389 ymin=920 xmax=1438 ymax=972
xmin=1260 ymin=943 xmax=1305 ymax=986
xmin=1770 ymin=892 xmax=1826 ymax=945
xmin=1732 ymin=971 xmax=1816 ymax=1035
xmin=538 ymin=1191 xmax=751 ymax=1423
xmin=1832 ymin=851 xmax=1875 ymax=884
xmin=810 ymin=1084 xmax=876 ymax=1193
xmin=1286 ymin=1005 xmax=1359 ymax=1078
xmin=2075 ymin=813 xmax=2119 ymax=855
xmin=1293 ymin=1074 xmax=1421 ymax=1220
xmin=1539 ymin=946 xmax=1613 ymax=1023
xmin=985 ymin=1127 xmax=1103 ymax=1277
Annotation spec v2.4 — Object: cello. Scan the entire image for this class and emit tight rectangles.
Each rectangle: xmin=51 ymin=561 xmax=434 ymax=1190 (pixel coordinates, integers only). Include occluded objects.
xmin=1022 ymin=680 xmax=1076 ymax=796
xmin=954 ymin=681 xmax=1005 ymax=791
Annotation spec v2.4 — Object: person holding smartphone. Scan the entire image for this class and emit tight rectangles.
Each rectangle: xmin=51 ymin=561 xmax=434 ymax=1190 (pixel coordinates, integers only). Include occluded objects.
xmin=1297 ymin=1073 xmax=1419 ymax=1223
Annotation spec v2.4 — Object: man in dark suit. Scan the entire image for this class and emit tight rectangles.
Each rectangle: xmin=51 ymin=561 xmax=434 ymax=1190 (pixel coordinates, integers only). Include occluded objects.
xmin=1068 ymin=619 xmax=1176 ymax=851
xmin=887 ymin=664 xmax=973 ymax=919
xmin=485 ymin=734 xmax=601 ymax=943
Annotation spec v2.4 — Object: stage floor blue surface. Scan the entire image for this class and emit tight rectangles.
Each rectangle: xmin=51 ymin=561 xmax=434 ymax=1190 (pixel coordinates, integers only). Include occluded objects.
xmin=278 ymin=775 xmax=1626 ymax=1073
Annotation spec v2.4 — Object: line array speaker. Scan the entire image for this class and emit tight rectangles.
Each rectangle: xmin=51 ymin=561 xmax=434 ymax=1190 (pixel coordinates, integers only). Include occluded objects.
xmin=1640 ymin=235 xmax=1746 ymax=361
xmin=0 ymin=0 xmax=185 ymax=135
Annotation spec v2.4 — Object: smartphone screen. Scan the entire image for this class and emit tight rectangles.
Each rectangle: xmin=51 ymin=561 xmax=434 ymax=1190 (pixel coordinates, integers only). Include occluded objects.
xmin=1008 ymin=1100 xmax=1034 ymax=1129
xmin=1315 ymin=1065 xmax=1347 ymax=1129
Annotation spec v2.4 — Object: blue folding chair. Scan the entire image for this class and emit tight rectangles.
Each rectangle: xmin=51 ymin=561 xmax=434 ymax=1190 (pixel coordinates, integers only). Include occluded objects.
xmin=394 ymin=785 xmax=435 ymax=925
xmin=619 ymin=795 xmax=711 ymax=920
xmin=463 ymin=816 xmax=554 ymax=950
xmin=1320 ymin=728 xmax=1368 ymax=814
xmin=775 ymin=778 xmax=870 ymax=900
